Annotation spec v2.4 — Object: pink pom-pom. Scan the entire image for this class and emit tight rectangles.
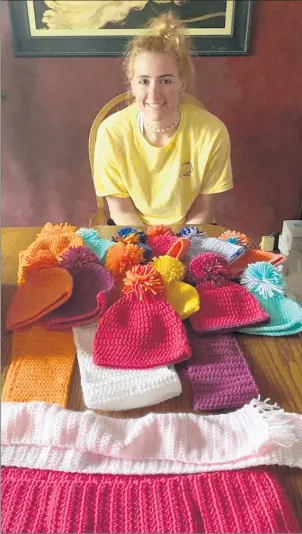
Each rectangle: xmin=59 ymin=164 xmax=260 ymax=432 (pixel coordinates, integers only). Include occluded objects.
xmin=190 ymin=253 xmax=229 ymax=287
xmin=60 ymin=246 xmax=99 ymax=271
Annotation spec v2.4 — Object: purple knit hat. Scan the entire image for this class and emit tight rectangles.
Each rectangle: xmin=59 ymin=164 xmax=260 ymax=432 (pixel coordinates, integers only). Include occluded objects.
xmin=180 ymin=326 xmax=259 ymax=411
xmin=43 ymin=246 xmax=115 ymax=329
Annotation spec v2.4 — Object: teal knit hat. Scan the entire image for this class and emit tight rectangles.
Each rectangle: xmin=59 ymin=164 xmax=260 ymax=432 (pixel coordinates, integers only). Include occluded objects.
xmin=76 ymin=228 xmax=114 ymax=264
xmin=238 ymin=262 xmax=302 ymax=336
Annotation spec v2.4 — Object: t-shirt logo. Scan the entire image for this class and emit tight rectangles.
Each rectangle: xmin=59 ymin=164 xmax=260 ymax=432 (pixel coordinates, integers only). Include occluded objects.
xmin=180 ymin=161 xmax=193 ymax=177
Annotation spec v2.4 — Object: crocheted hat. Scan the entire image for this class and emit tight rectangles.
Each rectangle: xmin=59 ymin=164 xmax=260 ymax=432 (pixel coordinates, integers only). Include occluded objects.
xmin=166 ymin=237 xmax=190 ymax=260
xmin=76 ymin=228 xmax=114 ymax=264
xmin=151 ymin=256 xmax=199 ymax=320
xmin=146 ymin=225 xmax=179 ymax=257
xmin=219 ymin=230 xmax=285 ymax=278
xmin=188 ymin=253 xmax=270 ymax=333
xmin=2 ymin=326 xmax=75 ymax=407
xmin=6 ymin=250 xmax=73 ymax=330
xmin=2 ymin=466 xmax=300 ymax=534
xmin=180 ymin=328 xmax=258 ymax=411
xmin=93 ymin=264 xmax=191 ymax=369
xmin=105 ymin=241 xmax=144 ymax=287
xmin=43 ymin=247 xmax=115 ymax=330
xmin=183 ymin=233 xmax=246 ymax=267
xmin=238 ymin=262 xmax=302 ymax=335
xmin=73 ymin=323 xmax=181 ymax=410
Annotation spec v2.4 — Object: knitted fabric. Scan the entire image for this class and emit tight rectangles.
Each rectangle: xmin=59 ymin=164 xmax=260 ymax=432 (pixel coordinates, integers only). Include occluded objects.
xmin=180 ymin=328 xmax=258 ymax=410
xmin=183 ymin=234 xmax=246 ymax=267
xmin=93 ymin=265 xmax=191 ymax=369
xmin=2 ymin=399 xmax=301 ymax=474
xmin=6 ymin=262 xmax=73 ymax=330
xmin=147 ymin=234 xmax=179 ymax=257
xmin=2 ymin=327 xmax=75 ymax=407
xmin=229 ymin=248 xmax=284 ymax=278
xmin=189 ymin=253 xmax=270 ymax=333
xmin=73 ymin=323 xmax=182 ymax=410
xmin=238 ymin=262 xmax=302 ymax=336
xmin=166 ymin=237 xmax=190 ymax=260
xmin=43 ymin=247 xmax=115 ymax=329
xmin=2 ymin=467 xmax=300 ymax=534
xmin=18 ymin=223 xmax=83 ymax=281
xmin=151 ymin=256 xmax=200 ymax=319
xmin=76 ymin=227 xmax=115 ymax=264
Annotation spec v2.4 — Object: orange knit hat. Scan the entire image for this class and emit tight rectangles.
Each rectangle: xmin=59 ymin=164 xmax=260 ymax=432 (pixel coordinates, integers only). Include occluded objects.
xmin=6 ymin=250 xmax=73 ymax=330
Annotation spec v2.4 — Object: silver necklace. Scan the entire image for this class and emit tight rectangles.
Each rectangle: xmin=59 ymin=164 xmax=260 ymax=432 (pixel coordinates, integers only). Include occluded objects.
xmin=144 ymin=113 xmax=180 ymax=133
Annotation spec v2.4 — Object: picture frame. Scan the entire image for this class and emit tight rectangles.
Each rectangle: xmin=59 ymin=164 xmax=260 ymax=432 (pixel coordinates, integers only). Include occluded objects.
xmin=9 ymin=0 xmax=253 ymax=57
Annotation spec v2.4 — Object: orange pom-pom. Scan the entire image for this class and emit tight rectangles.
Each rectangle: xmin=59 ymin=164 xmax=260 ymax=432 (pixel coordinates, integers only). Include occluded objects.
xmin=146 ymin=225 xmax=173 ymax=239
xmin=219 ymin=230 xmax=251 ymax=248
xmin=37 ymin=222 xmax=77 ymax=238
xmin=105 ymin=242 xmax=144 ymax=277
xmin=22 ymin=250 xmax=58 ymax=280
xmin=123 ymin=265 xmax=164 ymax=301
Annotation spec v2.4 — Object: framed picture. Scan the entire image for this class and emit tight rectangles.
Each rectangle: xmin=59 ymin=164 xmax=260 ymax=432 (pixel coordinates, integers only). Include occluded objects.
xmin=9 ymin=0 xmax=253 ymax=57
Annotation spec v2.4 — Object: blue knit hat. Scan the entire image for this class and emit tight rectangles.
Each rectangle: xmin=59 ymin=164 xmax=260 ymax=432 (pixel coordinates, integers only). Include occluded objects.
xmin=76 ymin=228 xmax=114 ymax=264
xmin=238 ymin=262 xmax=302 ymax=336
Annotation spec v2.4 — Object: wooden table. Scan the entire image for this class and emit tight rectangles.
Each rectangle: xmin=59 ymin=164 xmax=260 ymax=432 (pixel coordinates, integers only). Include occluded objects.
xmin=2 ymin=226 xmax=302 ymax=527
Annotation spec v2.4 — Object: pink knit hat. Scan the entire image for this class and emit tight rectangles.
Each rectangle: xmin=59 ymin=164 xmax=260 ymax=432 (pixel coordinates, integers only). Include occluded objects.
xmin=43 ymin=247 xmax=115 ymax=329
xmin=93 ymin=264 xmax=191 ymax=369
xmin=2 ymin=466 xmax=299 ymax=533
xmin=180 ymin=327 xmax=259 ymax=410
xmin=146 ymin=225 xmax=178 ymax=256
xmin=189 ymin=253 xmax=270 ymax=333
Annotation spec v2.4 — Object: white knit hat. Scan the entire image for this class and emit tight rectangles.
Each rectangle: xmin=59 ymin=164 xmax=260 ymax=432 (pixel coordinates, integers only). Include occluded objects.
xmin=183 ymin=234 xmax=246 ymax=267
xmin=73 ymin=323 xmax=182 ymax=410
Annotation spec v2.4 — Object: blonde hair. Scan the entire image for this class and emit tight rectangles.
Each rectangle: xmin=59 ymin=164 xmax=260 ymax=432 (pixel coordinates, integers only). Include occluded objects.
xmin=124 ymin=11 xmax=194 ymax=82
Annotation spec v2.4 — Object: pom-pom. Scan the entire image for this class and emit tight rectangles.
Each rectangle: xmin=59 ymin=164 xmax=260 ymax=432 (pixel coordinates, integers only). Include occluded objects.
xmin=137 ymin=242 xmax=153 ymax=261
xmin=146 ymin=225 xmax=173 ymax=239
xmin=190 ymin=253 xmax=229 ymax=287
xmin=123 ymin=265 xmax=164 ymax=301
xmin=152 ymin=256 xmax=184 ymax=283
xmin=60 ymin=246 xmax=99 ymax=271
xmin=37 ymin=222 xmax=77 ymax=238
xmin=219 ymin=230 xmax=251 ymax=247
xmin=76 ymin=228 xmax=100 ymax=241
xmin=177 ymin=226 xmax=202 ymax=239
xmin=241 ymin=262 xmax=285 ymax=299
xmin=105 ymin=242 xmax=144 ymax=276
xmin=22 ymin=250 xmax=58 ymax=279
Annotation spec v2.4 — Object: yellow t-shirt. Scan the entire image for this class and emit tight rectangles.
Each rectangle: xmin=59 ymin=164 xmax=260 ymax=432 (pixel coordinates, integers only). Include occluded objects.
xmin=93 ymin=99 xmax=233 ymax=225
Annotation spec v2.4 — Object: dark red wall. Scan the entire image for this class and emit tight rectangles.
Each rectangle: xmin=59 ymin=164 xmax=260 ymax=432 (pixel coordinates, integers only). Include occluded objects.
xmin=2 ymin=1 xmax=302 ymax=239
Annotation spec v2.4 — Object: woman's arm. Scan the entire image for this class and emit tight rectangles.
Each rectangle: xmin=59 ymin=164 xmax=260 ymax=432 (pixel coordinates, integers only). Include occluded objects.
xmin=185 ymin=194 xmax=214 ymax=224
xmin=106 ymin=196 xmax=143 ymax=226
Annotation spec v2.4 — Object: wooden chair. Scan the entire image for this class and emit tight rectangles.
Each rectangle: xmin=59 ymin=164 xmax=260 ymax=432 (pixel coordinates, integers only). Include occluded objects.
xmin=88 ymin=92 xmax=205 ymax=226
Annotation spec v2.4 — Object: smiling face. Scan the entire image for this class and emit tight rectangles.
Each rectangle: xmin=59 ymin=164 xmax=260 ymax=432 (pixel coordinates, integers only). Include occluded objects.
xmin=130 ymin=51 xmax=185 ymax=125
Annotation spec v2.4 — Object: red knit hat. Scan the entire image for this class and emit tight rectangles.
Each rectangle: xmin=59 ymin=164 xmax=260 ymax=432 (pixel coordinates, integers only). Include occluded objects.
xmin=146 ymin=225 xmax=178 ymax=256
xmin=189 ymin=253 xmax=270 ymax=333
xmin=93 ymin=264 xmax=191 ymax=369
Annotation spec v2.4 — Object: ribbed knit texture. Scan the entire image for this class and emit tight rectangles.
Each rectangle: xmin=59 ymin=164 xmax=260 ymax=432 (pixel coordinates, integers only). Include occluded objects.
xmin=148 ymin=234 xmax=179 ymax=257
xmin=93 ymin=292 xmax=191 ymax=369
xmin=151 ymin=256 xmax=200 ymax=319
xmin=73 ymin=323 xmax=182 ymax=410
xmin=1 ymin=467 xmax=300 ymax=533
xmin=2 ymin=399 xmax=301 ymax=474
xmin=2 ymin=327 xmax=75 ymax=407
xmin=180 ymin=328 xmax=259 ymax=410
xmin=183 ymin=234 xmax=246 ymax=266
xmin=43 ymin=247 xmax=115 ymax=329
xmin=6 ymin=266 xmax=73 ymax=330
xmin=230 ymin=248 xmax=284 ymax=278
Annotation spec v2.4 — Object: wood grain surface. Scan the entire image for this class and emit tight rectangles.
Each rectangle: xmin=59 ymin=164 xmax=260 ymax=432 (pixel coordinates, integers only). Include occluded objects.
xmin=1 ymin=226 xmax=302 ymax=527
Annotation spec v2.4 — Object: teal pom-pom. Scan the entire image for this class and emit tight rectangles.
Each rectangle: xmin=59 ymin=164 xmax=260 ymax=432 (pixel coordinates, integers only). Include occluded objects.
xmin=241 ymin=262 xmax=285 ymax=299
xmin=77 ymin=228 xmax=100 ymax=241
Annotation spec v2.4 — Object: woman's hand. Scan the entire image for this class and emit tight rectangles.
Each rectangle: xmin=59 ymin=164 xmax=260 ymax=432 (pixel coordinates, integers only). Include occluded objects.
xmin=106 ymin=196 xmax=143 ymax=226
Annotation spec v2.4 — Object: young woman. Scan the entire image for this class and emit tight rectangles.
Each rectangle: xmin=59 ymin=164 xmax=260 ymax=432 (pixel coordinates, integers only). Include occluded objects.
xmin=93 ymin=12 xmax=233 ymax=226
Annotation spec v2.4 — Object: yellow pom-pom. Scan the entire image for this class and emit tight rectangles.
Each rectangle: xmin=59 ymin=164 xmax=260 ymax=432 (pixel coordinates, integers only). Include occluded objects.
xmin=152 ymin=256 xmax=184 ymax=283
xmin=123 ymin=265 xmax=164 ymax=301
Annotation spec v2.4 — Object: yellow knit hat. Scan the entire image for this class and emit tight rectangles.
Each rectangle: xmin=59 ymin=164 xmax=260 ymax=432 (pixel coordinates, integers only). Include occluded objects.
xmin=151 ymin=256 xmax=200 ymax=320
